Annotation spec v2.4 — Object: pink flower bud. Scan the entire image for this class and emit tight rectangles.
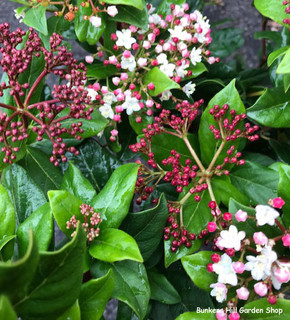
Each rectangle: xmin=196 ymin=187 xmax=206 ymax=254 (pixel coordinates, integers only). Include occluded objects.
xmin=113 ymin=114 xmax=121 ymax=122
xmin=107 ymin=5 xmax=118 ymax=17
xmin=254 ymin=282 xmax=268 ymax=297
xmin=160 ymin=20 xmax=167 ymax=28
xmin=216 ymin=310 xmax=227 ymax=320
xmin=182 ymin=3 xmax=189 ymax=11
xmin=123 ymin=50 xmax=131 ymax=58
xmin=236 ymin=287 xmax=249 ymax=300
xmin=101 ymin=86 xmax=108 ymax=94
xmin=146 ymin=100 xmax=154 ymax=108
xmin=147 ymin=109 xmax=153 ymax=116
xmin=235 ymin=209 xmax=248 ymax=222
xmin=253 ymin=232 xmax=268 ymax=246
xmin=166 ymin=15 xmax=173 ymax=22
xmin=115 ymin=106 xmax=123 ymax=113
xmin=120 ymin=73 xmax=128 ymax=81
xmin=136 ymin=117 xmax=142 ymax=123
xmin=208 ymin=57 xmax=216 ymax=64
xmin=155 ymin=44 xmax=163 ymax=53
xmin=85 ymin=55 xmax=94 ymax=64
xmin=147 ymin=82 xmax=155 ymax=90
xmin=232 ymin=261 xmax=246 ymax=274
xmin=111 ymin=129 xmax=118 ymax=136
xmin=148 ymin=33 xmax=156 ymax=43
xmin=282 ymin=234 xmax=290 ymax=247
xmin=129 ymin=25 xmax=137 ymax=32
xmin=143 ymin=41 xmax=151 ymax=49
xmin=223 ymin=212 xmax=232 ymax=221
xmin=229 ymin=312 xmax=240 ymax=320
xmin=112 ymin=77 xmax=120 ymax=86
xmin=272 ymin=197 xmax=285 ymax=209
xmin=207 ymin=221 xmax=217 ymax=232
xmin=92 ymin=83 xmax=100 ymax=91
xmin=274 ymin=267 xmax=290 ymax=283
xmin=116 ymin=93 xmax=125 ymax=101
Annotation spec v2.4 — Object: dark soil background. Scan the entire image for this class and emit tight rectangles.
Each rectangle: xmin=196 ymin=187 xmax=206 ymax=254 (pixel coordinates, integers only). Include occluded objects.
xmin=0 ymin=1 xmax=262 ymax=319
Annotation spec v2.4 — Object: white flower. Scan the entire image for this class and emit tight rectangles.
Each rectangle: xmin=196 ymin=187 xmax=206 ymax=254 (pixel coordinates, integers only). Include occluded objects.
xmin=103 ymin=92 xmax=117 ymax=105
xmin=176 ymin=60 xmax=189 ymax=78
xmin=160 ymin=63 xmax=175 ymax=77
xmin=148 ymin=5 xmax=156 ymax=14
xmin=90 ymin=16 xmax=102 ymax=28
xmin=255 ymin=205 xmax=279 ymax=226
xmin=173 ymin=5 xmax=184 ymax=17
xmin=121 ymin=55 xmax=136 ymax=72
xmin=99 ymin=104 xmax=114 ymax=119
xmin=212 ymin=254 xmax=238 ymax=286
xmin=271 ymin=261 xmax=290 ymax=290
xmin=14 ymin=9 xmax=25 ymax=23
xmin=218 ymin=225 xmax=245 ymax=251
xmin=149 ymin=14 xmax=162 ymax=25
xmin=116 ymin=29 xmax=136 ymax=49
xmin=190 ymin=47 xmax=202 ymax=66
xmin=160 ymin=90 xmax=172 ymax=101
xmin=137 ymin=58 xmax=147 ymax=67
xmin=169 ymin=26 xmax=190 ymax=41
xmin=245 ymin=246 xmax=277 ymax=281
xmin=156 ymin=53 xmax=168 ymax=65
xmin=122 ymin=96 xmax=140 ymax=115
xmin=183 ymin=82 xmax=196 ymax=97
xmin=210 ymin=283 xmax=228 ymax=303
xmin=107 ymin=6 xmax=118 ymax=17
xmin=86 ymin=88 xmax=97 ymax=101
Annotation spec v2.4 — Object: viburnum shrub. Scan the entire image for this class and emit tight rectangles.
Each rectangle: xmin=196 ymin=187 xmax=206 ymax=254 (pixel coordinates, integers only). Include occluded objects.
xmin=0 ymin=1 xmax=290 ymax=320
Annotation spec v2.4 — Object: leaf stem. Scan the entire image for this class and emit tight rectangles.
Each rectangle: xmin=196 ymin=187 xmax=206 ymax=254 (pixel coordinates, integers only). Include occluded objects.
xmin=183 ymin=135 xmax=205 ymax=172
xmin=24 ymin=69 xmax=47 ymax=106
xmin=207 ymin=141 xmax=225 ymax=172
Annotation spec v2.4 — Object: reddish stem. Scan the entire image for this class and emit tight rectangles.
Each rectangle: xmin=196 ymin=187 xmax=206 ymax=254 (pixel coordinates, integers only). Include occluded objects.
xmin=275 ymin=219 xmax=286 ymax=233
xmin=24 ymin=69 xmax=47 ymax=106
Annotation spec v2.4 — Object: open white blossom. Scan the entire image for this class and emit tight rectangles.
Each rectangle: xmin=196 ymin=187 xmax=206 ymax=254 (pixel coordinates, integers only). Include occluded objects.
xmin=103 ymin=92 xmax=117 ymax=105
xmin=210 ymin=283 xmax=228 ymax=303
xmin=212 ymin=254 xmax=238 ymax=286
xmin=176 ymin=60 xmax=189 ymax=77
xmin=218 ymin=225 xmax=245 ymax=251
xmin=245 ymin=246 xmax=277 ymax=280
xmin=255 ymin=205 xmax=279 ymax=226
xmin=160 ymin=63 xmax=176 ymax=77
xmin=122 ymin=96 xmax=140 ymax=115
xmin=157 ymin=53 xmax=168 ymax=65
xmin=183 ymin=82 xmax=196 ymax=97
xmin=121 ymin=55 xmax=136 ymax=72
xmin=89 ymin=16 xmax=102 ymax=28
xmin=149 ymin=14 xmax=162 ymax=25
xmin=99 ymin=104 xmax=114 ymax=119
xmin=87 ymin=88 xmax=97 ymax=101
xmin=116 ymin=29 xmax=136 ymax=49
xmin=160 ymin=90 xmax=172 ymax=101
xmin=190 ymin=47 xmax=202 ymax=66
xmin=169 ymin=26 xmax=190 ymax=41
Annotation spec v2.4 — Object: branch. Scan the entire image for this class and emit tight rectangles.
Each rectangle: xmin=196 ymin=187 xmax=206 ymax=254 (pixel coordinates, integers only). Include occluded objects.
xmin=24 ymin=69 xmax=47 ymax=106
xmin=183 ymin=135 xmax=205 ymax=171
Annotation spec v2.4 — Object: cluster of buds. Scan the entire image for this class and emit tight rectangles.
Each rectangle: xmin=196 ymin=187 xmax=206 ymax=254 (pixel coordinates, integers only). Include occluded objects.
xmin=66 ymin=203 xmax=102 ymax=242
xmin=204 ymin=197 xmax=290 ymax=320
xmin=0 ymin=24 xmax=93 ymax=165
xmin=283 ymin=0 xmax=290 ymax=30
xmin=85 ymin=3 xmax=218 ymax=133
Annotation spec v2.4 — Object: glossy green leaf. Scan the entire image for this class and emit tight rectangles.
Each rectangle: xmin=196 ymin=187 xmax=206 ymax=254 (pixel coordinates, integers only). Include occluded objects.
xmin=61 ymin=162 xmax=97 ymax=204
xmin=89 ymin=228 xmax=143 ymax=263
xmin=121 ymin=194 xmax=168 ymax=261
xmin=198 ymin=79 xmax=245 ymax=166
xmin=91 ymin=163 xmax=139 ymax=228
xmin=0 ymin=236 xmax=15 ymax=253
xmin=102 ymin=0 xmax=143 ymax=10
xmin=148 ymin=269 xmax=181 ymax=304
xmin=181 ymin=251 xmax=216 ymax=292
xmin=284 ymin=73 xmax=290 ymax=92
xmin=91 ymin=260 xmax=150 ymax=320
xmin=86 ymin=63 xmax=118 ymax=80
xmin=64 ymin=139 xmax=120 ymax=191
xmin=57 ymin=301 xmax=81 ymax=320
xmin=23 ymin=5 xmax=48 ymax=35
xmin=17 ymin=203 xmax=53 ymax=257
xmin=0 ymin=232 xmax=38 ymax=303
xmin=79 ymin=270 xmax=114 ymax=320
xmin=269 ymin=139 xmax=290 ymax=165
xmin=185 ymin=62 xmax=208 ymax=80
xmin=175 ymin=312 xmax=215 ymax=320
xmin=0 ymin=296 xmax=17 ymax=320
xmin=0 ymin=184 xmax=15 ymax=260
xmin=242 ymin=298 xmax=290 ymax=319
xmin=129 ymin=114 xmax=153 ymax=135
xmin=278 ymin=164 xmax=290 ymax=228
xmin=19 ymin=146 xmax=62 ymax=196
xmin=15 ymin=225 xmax=86 ymax=320
xmin=254 ymin=0 xmax=289 ymax=27
xmin=109 ymin=5 xmax=149 ymax=30
xmin=116 ymin=301 xmax=139 ymax=320
xmin=143 ymin=67 xmax=180 ymax=96
xmin=277 ymin=47 xmax=290 ymax=74
xmin=230 ymin=160 xmax=279 ymax=205
xmin=1 ymin=164 xmax=47 ymax=224
xmin=268 ymin=46 xmax=290 ymax=67
xmin=75 ymin=2 xmax=106 ymax=45
xmin=48 ymin=190 xmax=83 ymax=237
xmin=247 ymin=86 xmax=290 ymax=128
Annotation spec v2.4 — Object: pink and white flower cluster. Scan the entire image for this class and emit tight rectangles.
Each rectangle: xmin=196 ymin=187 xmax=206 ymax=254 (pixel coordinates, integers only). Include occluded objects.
xmin=206 ymin=197 xmax=289 ymax=320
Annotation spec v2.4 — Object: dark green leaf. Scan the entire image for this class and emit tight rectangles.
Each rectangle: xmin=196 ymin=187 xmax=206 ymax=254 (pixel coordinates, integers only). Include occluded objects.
xmin=23 ymin=6 xmax=48 ymax=35
xmin=0 ymin=296 xmax=17 ymax=320
xmin=57 ymin=301 xmax=81 ymax=320
xmin=86 ymin=63 xmax=118 ymax=80
xmin=278 ymin=163 xmax=290 ymax=228
xmin=269 ymin=139 xmax=290 ymax=165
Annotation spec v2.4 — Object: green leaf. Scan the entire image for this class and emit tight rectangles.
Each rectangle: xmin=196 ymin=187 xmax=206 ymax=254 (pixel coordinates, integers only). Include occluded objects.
xmin=109 ymin=5 xmax=149 ymax=30
xmin=0 ymin=184 xmax=15 ymax=260
xmin=61 ymin=162 xmax=97 ymax=204
xmin=129 ymin=114 xmax=153 ymax=135
xmin=278 ymin=163 xmax=290 ymax=228
xmin=277 ymin=47 xmax=290 ymax=74
xmin=267 ymin=46 xmax=290 ymax=67
xmin=247 ymin=86 xmax=290 ymax=128
xmin=17 ymin=203 xmax=53 ymax=257
xmin=89 ymin=228 xmax=143 ymax=263
xmin=175 ymin=312 xmax=215 ymax=320
xmin=75 ymin=2 xmax=106 ymax=45
xmin=185 ymin=62 xmax=208 ymax=80
xmin=1 ymin=164 xmax=47 ymax=224
xmin=91 ymin=163 xmax=139 ymax=229
xmin=15 ymin=225 xmax=86 ymax=320
xmin=121 ymin=194 xmax=168 ymax=261
xmin=148 ymin=269 xmax=181 ymax=304
xmin=242 ymin=298 xmax=290 ymax=319
xmin=0 ymin=296 xmax=17 ymax=320
xmin=0 ymin=232 xmax=38 ymax=303
xmin=57 ymin=301 xmax=81 ymax=320
xmin=19 ymin=146 xmax=62 ymax=196
xmin=0 ymin=236 xmax=16 ymax=253
xmin=102 ymin=0 xmax=144 ymax=10
xmin=181 ymin=251 xmax=216 ymax=292
xmin=86 ymin=63 xmax=118 ymax=80
xmin=79 ymin=270 xmax=114 ymax=320
xmin=269 ymin=139 xmax=290 ymax=165
xmin=284 ymin=73 xmax=290 ymax=92
xmin=48 ymin=190 xmax=83 ymax=237
xmin=23 ymin=6 xmax=48 ymax=35
xmin=254 ymin=0 xmax=289 ymax=27
xmin=157 ymin=0 xmax=185 ymax=16
xmin=143 ymin=67 xmax=180 ymax=96
xmin=91 ymin=260 xmax=150 ymax=320
xmin=230 ymin=160 xmax=279 ymax=205
xmin=64 ymin=139 xmax=120 ymax=191
xmin=198 ymin=79 xmax=245 ymax=166
xmin=116 ymin=301 xmax=139 ymax=320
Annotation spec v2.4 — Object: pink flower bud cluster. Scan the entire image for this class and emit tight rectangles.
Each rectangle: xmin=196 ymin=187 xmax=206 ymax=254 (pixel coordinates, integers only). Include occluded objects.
xmin=66 ymin=203 xmax=102 ymax=242
xmin=283 ymin=0 xmax=290 ymax=29
xmin=0 ymin=24 xmax=93 ymax=165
